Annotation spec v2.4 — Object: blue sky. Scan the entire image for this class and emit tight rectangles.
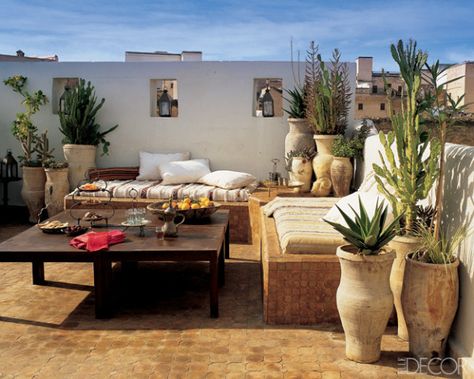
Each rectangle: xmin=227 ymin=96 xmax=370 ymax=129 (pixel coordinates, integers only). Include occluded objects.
xmin=1 ymin=0 xmax=474 ymax=70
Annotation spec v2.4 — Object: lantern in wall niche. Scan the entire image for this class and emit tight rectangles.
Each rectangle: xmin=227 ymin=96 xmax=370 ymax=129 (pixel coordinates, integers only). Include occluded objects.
xmin=158 ymin=88 xmax=172 ymax=117
xmin=59 ymin=84 xmax=71 ymax=114
xmin=262 ymin=85 xmax=274 ymax=117
xmin=1 ymin=150 xmax=19 ymax=180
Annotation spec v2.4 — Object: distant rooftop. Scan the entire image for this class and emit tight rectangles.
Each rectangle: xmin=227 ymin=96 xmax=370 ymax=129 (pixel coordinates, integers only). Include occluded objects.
xmin=0 ymin=50 xmax=58 ymax=62
xmin=125 ymin=50 xmax=202 ymax=62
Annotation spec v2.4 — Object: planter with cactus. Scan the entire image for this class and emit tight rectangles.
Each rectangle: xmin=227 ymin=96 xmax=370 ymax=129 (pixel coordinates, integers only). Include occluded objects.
xmin=372 ymin=41 xmax=440 ymax=341
xmin=325 ymin=197 xmax=402 ymax=363
xmin=58 ymin=78 xmax=118 ymax=189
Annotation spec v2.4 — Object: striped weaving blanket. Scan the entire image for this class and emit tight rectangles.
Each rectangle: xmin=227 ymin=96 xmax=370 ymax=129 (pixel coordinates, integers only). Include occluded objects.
xmin=262 ymin=197 xmax=344 ymax=255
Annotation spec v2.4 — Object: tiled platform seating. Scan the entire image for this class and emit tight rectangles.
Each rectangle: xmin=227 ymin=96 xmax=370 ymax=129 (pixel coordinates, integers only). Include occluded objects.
xmin=261 ymin=197 xmax=344 ymax=324
xmin=64 ymin=167 xmax=253 ymax=244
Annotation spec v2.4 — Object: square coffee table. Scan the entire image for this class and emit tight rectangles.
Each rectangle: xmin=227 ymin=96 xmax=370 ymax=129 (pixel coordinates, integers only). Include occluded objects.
xmin=0 ymin=209 xmax=229 ymax=318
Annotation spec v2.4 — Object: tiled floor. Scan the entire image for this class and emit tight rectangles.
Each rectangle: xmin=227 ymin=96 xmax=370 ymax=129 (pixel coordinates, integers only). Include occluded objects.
xmin=0 ymin=225 xmax=457 ymax=378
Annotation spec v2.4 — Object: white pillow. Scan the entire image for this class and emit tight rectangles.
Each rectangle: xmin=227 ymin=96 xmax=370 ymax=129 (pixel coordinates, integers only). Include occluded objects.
xmin=136 ymin=151 xmax=190 ymax=180
xmin=324 ymin=191 xmax=394 ymax=228
xmin=160 ymin=159 xmax=211 ymax=185
xmin=198 ymin=170 xmax=256 ymax=190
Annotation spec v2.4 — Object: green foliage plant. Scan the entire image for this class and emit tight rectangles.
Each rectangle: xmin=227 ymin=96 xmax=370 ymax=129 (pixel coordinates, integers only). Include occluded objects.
xmin=304 ymin=42 xmax=351 ymax=135
xmin=285 ymin=147 xmax=316 ymax=171
xmin=413 ymin=224 xmax=468 ymax=264
xmin=372 ymin=40 xmax=440 ymax=235
xmin=42 ymin=158 xmax=68 ymax=169
xmin=58 ymin=79 xmax=118 ymax=155
xmin=3 ymin=75 xmax=48 ymax=166
xmin=332 ymin=121 xmax=371 ymax=158
xmin=324 ymin=196 xmax=403 ymax=255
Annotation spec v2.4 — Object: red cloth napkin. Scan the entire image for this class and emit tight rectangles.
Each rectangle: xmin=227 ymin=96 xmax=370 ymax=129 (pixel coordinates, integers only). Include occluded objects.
xmin=70 ymin=230 xmax=126 ymax=252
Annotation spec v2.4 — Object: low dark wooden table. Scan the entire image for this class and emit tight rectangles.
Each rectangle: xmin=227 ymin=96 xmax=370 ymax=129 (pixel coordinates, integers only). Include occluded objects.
xmin=0 ymin=209 xmax=229 ymax=319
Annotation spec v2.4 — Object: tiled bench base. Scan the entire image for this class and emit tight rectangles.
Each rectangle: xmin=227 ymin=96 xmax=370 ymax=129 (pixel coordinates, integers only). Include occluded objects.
xmin=261 ymin=211 xmax=341 ymax=324
xmin=64 ymin=196 xmax=250 ymax=244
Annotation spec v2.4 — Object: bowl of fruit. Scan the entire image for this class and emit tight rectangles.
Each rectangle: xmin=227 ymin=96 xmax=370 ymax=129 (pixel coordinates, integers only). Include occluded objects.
xmin=147 ymin=197 xmax=220 ymax=222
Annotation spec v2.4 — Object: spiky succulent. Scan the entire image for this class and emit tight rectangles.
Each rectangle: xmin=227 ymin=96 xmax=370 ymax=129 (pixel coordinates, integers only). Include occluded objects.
xmin=324 ymin=196 xmax=403 ymax=255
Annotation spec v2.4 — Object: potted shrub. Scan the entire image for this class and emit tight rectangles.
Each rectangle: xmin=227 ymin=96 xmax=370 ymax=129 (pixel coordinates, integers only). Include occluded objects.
xmin=330 ymin=124 xmax=369 ymax=197
xmin=59 ymin=78 xmax=118 ymax=189
xmin=284 ymin=148 xmax=315 ymax=192
xmin=372 ymin=40 xmax=440 ymax=340
xmin=3 ymin=75 xmax=50 ymax=222
xmin=401 ymin=59 xmax=468 ymax=359
xmin=42 ymin=158 xmax=69 ymax=217
xmin=304 ymin=42 xmax=351 ymax=196
xmin=324 ymin=197 xmax=402 ymax=363
xmin=283 ymin=86 xmax=314 ymax=157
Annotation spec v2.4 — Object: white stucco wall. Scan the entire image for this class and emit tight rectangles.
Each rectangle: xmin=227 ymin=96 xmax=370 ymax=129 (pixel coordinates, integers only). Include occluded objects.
xmin=0 ymin=60 xmax=357 ymax=205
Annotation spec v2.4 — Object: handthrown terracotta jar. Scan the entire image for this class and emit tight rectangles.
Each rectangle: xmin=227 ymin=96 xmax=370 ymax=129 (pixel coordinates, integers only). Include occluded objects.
xmin=44 ymin=168 xmax=70 ymax=216
xmin=285 ymin=119 xmax=315 ymax=157
xmin=330 ymin=157 xmax=353 ymax=197
xmin=63 ymin=144 xmax=96 ymax=190
xmin=288 ymin=157 xmax=312 ymax=192
xmin=21 ymin=166 xmax=46 ymax=223
xmin=311 ymin=135 xmax=337 ymax=196
xmin=336 ymin=245 xmax=395 ymax=363
xmin=402 ymin=255 xmax=459 ymax=359
xmin=387 ymin=235 xmax=421 ymax=341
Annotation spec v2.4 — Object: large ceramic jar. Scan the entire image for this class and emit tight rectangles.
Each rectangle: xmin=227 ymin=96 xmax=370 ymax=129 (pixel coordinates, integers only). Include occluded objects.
xmin=285 ymin=119 xmax=315 ymax=157
xmin=336 ymin=245 xmax=395 ymax=363
xmin=288 ymin=157 xmax=312 ymax=192
xmin=21 ymin=166 xmax=46 ymax=223
xmin=312 ymin=135 xmax=337 ymax=196
xmin=63 ymin=144 xmax=96 ymax=190
xmin=402 ymin=255 xmax=459 ymax=359
xmin=44 ymin=168 xmax=70 ymax=216
xmin=330 ymin=157 xmax=353 ymax=197
xmin=387 ymin=235 xmax=421 ymax=341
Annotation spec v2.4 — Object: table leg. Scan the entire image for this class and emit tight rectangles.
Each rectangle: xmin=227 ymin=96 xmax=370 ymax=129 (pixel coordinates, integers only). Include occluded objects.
xmin=210 ymin=255 xmax=219 ymax=318
xmin=218 ymin=245 xmax=225 ymax=288
xmin=32 ymin=261 xmax=45 ymax=284
xmin=94 ymin=256 xmax=112 ymax=319
xmin=225 ymin=221 xmax=230 ymax=259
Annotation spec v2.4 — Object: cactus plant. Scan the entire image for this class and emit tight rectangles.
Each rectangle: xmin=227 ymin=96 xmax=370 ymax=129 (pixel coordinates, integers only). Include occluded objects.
xmin=372 ymin=40 xmax=440 ymax=235
xmin=58 ymin=78 xmax=118 ymax=155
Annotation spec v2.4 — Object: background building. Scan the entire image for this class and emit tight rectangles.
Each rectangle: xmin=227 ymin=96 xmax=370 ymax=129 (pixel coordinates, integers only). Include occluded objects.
xmin=125 ymin=51 xmax=202 ymax=62
xmin=444 ymin=61 xmax=474 ymax=113
xmin=0 ymin=50 xmax=58 ymax=62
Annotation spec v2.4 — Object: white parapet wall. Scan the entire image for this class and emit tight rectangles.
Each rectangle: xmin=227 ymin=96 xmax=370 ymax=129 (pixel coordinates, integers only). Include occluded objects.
xmin=0 ymin=60 xmax=356 ymax=205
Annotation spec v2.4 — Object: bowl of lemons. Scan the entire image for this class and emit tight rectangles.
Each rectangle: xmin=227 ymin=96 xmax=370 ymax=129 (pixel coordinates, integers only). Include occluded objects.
xmin=147 ymin=197 xmax=220 ymax=222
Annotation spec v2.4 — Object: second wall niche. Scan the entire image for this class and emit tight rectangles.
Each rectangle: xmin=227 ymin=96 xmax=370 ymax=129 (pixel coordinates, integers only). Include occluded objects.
xmin=253 ymin=78 xmax=283 ymax=117
xmin=150 ymin=79 xmax=178 ymax=117
xmin=52 ymin=78 xmax=79 ymax=114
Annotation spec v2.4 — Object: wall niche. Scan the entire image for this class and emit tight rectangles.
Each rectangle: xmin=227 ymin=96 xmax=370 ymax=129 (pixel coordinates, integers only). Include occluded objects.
xmin=52 ymin=77 xmax=79 ymax=114
xmin=150 ymin=79 xmax=178 ymax=117
xmin=253 ymin=78 xmax=283 ymax=117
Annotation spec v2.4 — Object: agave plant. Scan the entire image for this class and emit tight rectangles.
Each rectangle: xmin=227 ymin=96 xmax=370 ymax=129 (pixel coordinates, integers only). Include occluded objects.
xmin=324 ymin=196 xmax=403 ymax=255
xmin=283 ymin=86 xmax=306 ymax=119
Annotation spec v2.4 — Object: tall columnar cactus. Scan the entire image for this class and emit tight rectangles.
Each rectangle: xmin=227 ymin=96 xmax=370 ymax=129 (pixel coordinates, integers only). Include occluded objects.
xmin=372 ymin=40 xmax=440 ymax=235
xmin=58 ymin=78 xmax=118 ymax=155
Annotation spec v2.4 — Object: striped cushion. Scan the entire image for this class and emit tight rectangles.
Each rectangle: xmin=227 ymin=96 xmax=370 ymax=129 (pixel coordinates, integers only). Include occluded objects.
xmin=88 ymin=167 xmax=139 ymax=181
xmin=264 ymin=197 xmax=344 ymax=255
xmin=76 ymin=179 xmax=256 ymax=202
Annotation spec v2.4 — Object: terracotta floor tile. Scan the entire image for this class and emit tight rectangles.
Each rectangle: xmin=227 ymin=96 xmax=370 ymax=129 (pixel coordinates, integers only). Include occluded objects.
xmin=0 ymin=226 xmax=458 ymax=379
